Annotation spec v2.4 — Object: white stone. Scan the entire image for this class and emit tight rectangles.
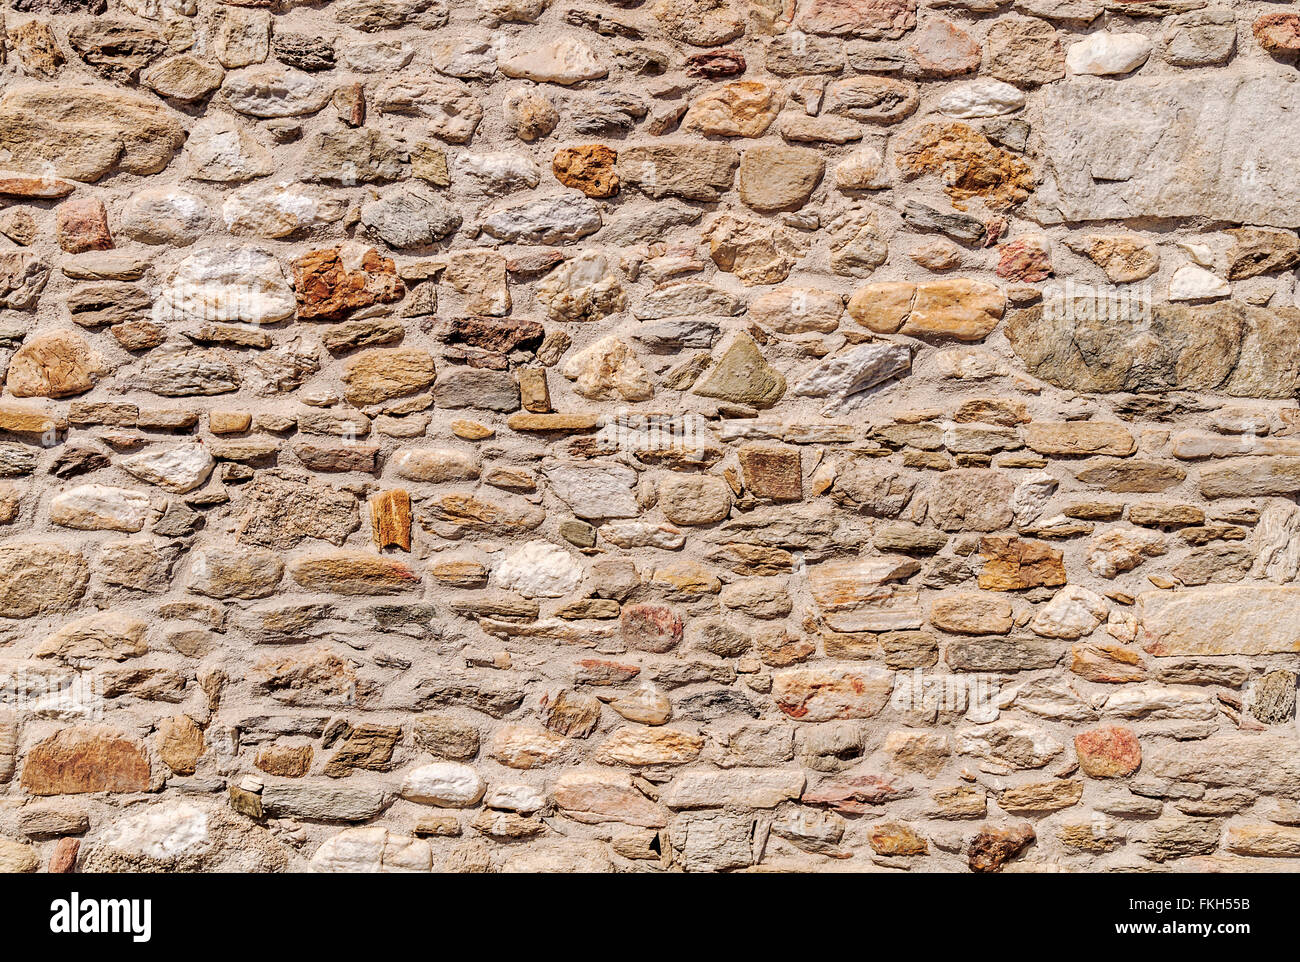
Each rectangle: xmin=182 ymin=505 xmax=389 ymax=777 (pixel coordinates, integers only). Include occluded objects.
xmin=391 ymin=448 xmax=480 ymax=482
xmin=223 ymin=182 xmax=342 ymax=238
xmin=834 ymin=146 xmax=889 ymax=191
xmin=338 ymin=40 xmax=415 ymax=73
xmin=597 ymin=521 xmax=686 ymax=549
xmin=561 ymin=335 xmax=654 ymax=401
xmin=309 ymin=826 xmax=386 ymax=873
xmin=1010 ymin=470 xmax=1058 ymax=527
xmin=494 ymin=540 xmax=585 ymax=598
xmin=1029 ymin=585 xmax=1107 ymax=639
xmin=1065 ymin=32 xmax=1152 ymax=76
xmin=543 ymin=460 xmax=639 ymax=519
xmin=1102 ymin=684 xmax=1218 ymax=720
xmin=937 ymin=80 xmax=1026 ymax=118
xmin=121 ymin=443 xmax=215 ymax=494
xmin=481 ymin=195 xmax=603 ymax=245
xmin=791 ymin=342 xmax=911 ymax=414
xmin=373 ymin=75 xmax=483 ymax=144
xmin=121 ymin=189 xmax=213 ymax=246
xmin=498 ymin=37 xmax=607 ymax=84
xmin=50 ymin=485 xmax=151 ymax=532
xmin=536 ymin=252 xmax=626 ymax=322
xmin=401 ymin=762 xmax=486 ymax=807
xmin=452 ymin=152 xmax=541 ymax=194
xmin=101 ymin=802 xmax=210 ymax=861
xmin=954 ymin=719 xmax=1064 ymax=770
xmin=1168 ymin=263 xmax=1230 ymax=301
xmin=1178 ymin=240 xmax=1216 ymax=267
xmin=222 ymin=68 xmax=331 ymax=117
xmin=185 ymin=114 xmax=274 ymax=182
xmin=153 ymin=246 xmax=296 ymax=325
xmin=484 ymin=784 xmax=546 ymax=813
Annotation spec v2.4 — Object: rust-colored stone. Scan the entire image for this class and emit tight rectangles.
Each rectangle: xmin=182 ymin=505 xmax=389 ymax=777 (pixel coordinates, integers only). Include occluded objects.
xmin=1075 ymin=726 xmax=1142 ymax=778
xmin=291 ymin=245 xmax=404 ymax=321
xmin=977 ymin=535 xmax=1066 ymax=590
xmin=738 ymin=442 xmax=803 ymax=501
xmin=370 ymin=489 xmax=412 ymax=551
xmin=968 ymin=822 xmax=1035 ymax=872
xmin=55 ymin=197 xmax=113 ymax=253
xmin=48 ymin=838 xmax=79 ymax=873
xmin=21 ymin=725 xmax=151 ymax=795
xmin=895 ymin=121 xmax=1034 ymax=210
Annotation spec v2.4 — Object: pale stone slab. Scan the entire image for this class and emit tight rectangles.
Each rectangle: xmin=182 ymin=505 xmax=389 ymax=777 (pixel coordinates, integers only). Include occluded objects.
xmin=1038 ymin=74 xmax=1300 ymax=228
xmin=1139 ymin=586 xmax=1300 ymax=656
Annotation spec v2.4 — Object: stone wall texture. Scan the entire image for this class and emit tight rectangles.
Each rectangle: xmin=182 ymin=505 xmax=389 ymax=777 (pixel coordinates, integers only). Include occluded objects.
xmin=0 ymin=0 xmax=1297 ymax=874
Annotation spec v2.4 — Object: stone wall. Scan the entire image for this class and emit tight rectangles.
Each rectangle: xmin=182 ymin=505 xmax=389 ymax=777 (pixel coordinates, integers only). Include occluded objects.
xmin=0 ymin=0 xmax=1296 ymax=874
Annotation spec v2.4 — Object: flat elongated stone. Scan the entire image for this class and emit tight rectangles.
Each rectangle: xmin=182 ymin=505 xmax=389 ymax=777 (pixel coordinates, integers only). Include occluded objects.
xmin=1139 ymin=586 xmax=1300 ymax=656
xmin=1039 ymin=75 xmax=1300 ymax=228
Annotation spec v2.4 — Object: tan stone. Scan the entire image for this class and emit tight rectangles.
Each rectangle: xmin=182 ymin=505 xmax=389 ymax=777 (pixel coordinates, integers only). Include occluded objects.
xmin=157 ymin=715 xmax=205 ymax=776
xmin=930 ymin=592 xmax=1013 ymax=634
xmin=6 ymin=330 xmax=105 ymax=398
xmin=288 ymin=551 xmax=421 ymax=595
xmin=683 ymin=82 xmax=783 ymax=137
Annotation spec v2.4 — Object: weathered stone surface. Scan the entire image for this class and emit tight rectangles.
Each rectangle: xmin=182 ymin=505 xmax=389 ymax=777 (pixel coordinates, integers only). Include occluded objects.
xmin=22 ymin=725 xmax=151 ymax=795
xmin=0 ymin=86 xmax=185 ymax=182
xmin=1139 ymin=586 xmax=1300 ymax=656
xmin=1039 ymin=75 xmax=1300 ymax=228
xmin=0 ymin=0 xmax=1281 ymax=877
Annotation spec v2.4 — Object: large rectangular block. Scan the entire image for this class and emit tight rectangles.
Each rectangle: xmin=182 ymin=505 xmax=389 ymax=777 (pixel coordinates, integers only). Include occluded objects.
xmin=1038 ymin=74 xmax=1300 ymax=228
xmin=1139 ymin=586 xmax=1300 ymax=656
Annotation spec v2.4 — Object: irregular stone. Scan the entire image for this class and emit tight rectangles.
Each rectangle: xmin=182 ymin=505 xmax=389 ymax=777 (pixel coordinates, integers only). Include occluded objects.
xmin=0 ymin=86 xmax=185 ymax=182
xmin=22 ymin=725 xmax=151 ymax=795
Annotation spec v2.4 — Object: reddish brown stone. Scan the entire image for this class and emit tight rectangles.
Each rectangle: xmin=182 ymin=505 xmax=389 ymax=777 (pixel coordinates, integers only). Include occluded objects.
xmin=799 ymin=0 xmax=916 ymax=38
xmin=55 ymin=197 xmax=113 ymax=253
xmin=48 ymin=838 xmax=79 ymax=874
xmin=575 ymin=659 xmax=641 ymax=685
xmin=292 ymin=246 xmax=404 ymax=321
xmin=996 ymin=237 xmax=1052 ymax=282
xmin=804 ymin=774 xmax=911 ymax=814
xmin=437 ymin=316 xmax=545 ymax=354
xmin=686 ymin=49 xmax=747 ymax=78
xmin=968 ymin=822 xmax=1035 ymax=872
xmin=0 ymin=171 xmax=76 ymax=198
xmin=738 ymin=442 xmax=803 ymax=501
xmin=370 ymin=489 xmax=412 ymax=551
xmin=21 ymin=725 xmax=151 ymax=795
xmin=553 ymin=144 xmax=619 ymax=199
xmin=977 ymin=535 xmax=1066 ymax=591
xmin=909 ymin=19 xmax=980 ymax=77
xmin=1074 ymin=726 xmax=1141 ymax=778
xmin=621 ymin=603 xmax=684 ymax=653
xmin=1255 ymin=13 xmax=1300 ymax=54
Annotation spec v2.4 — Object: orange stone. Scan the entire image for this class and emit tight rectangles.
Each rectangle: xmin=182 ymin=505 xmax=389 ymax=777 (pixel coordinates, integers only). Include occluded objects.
xmin=21 ymin=724 xmax=151 ymax=795
xmin=291 ymin=246 xmax=404 ymax=321
xmin=868 ymin=820 xmax=929 ymax=855
xmin=553 ymin=145 xmax=619 ymax=198
xmin=370 ymin=489 xmax=412 ymax=551
xmin=977 ymin=535 xmax=1066 ymax=591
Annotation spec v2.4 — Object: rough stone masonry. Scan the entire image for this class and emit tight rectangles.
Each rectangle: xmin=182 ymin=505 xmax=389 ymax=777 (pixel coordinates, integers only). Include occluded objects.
xmin=0 ymin=0 xmax=1296 ymax=875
